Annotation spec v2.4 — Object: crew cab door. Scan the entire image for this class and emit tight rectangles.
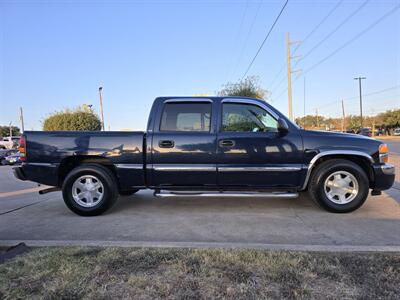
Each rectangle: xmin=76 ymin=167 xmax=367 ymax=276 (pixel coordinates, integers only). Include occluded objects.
xmin=217 ymin=99 xmax=304 ymax=188
xmin=150 ymin=99 xmax=217 ymax=187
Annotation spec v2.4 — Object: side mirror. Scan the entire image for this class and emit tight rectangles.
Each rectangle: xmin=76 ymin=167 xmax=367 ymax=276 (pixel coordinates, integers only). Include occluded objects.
xmin=277 ymin=118 xmax=289 ymax=134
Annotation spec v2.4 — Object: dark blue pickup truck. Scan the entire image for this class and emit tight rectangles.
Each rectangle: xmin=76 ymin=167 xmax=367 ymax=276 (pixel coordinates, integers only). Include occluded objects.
xmin=14 ymin=96 xmax=395 ymax=216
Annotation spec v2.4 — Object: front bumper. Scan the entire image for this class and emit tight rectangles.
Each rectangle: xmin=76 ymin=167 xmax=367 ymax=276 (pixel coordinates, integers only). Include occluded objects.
xmin=372 ymin=163 xmax=395 ymax=191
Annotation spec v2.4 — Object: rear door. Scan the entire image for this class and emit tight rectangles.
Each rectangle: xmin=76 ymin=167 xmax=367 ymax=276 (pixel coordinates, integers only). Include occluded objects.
xmin=150 ymin=99 xmax=217 ymax=187
xmin=217 ymin=99 xmax=304 ymax=188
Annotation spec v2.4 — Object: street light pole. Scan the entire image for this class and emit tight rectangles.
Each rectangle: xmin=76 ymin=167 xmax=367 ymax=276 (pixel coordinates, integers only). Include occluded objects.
xmin=20 ymin=107 xmax=25 ymax=133
xmin=354 ymin=77 xmax=366 ymax=129
xmin=98 ymin=87 xmax=105 ymax=131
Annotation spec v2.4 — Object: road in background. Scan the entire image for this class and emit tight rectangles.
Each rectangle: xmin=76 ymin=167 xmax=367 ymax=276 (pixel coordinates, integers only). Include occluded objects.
xmin=380 ymin=139 xmax=400 ymax=154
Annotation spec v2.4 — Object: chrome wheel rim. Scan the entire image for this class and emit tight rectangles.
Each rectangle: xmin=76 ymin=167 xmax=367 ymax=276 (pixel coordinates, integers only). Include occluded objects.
xmin=72 ymin=175 xmax=104 ymax=207
xmin=324 ymin=171 xmax=359 ymax=204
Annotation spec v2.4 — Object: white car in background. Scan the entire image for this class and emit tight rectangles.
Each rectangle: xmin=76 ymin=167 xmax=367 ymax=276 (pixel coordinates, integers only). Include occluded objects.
xmin=393 ymin=128 xmax=400 ymax=136
xmin=0 ymin=136 xmax=20 ymax=149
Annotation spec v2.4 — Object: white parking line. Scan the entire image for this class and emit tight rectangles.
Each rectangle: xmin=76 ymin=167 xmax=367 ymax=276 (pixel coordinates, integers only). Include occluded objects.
xmin=0 ymin=187 xmax=45 ymax=198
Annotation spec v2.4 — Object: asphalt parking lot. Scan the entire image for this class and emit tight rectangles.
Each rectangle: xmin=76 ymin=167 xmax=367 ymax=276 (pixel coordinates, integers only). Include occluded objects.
xmin=0 ymin=142 xmax=399 ymax=250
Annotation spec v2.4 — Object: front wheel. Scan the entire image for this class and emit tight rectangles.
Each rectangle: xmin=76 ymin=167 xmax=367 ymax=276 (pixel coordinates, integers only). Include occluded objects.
xmin=308 ymin=159 xmax=369 ymax=213
xmin=62 ymin=164 xmax=118 ymax=216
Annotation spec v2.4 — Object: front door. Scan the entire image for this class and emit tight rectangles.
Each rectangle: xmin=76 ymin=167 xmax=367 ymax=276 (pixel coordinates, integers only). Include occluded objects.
xmin=217 ymin=99 xmax=304 ymax=188
xmin=150 ymin=100 xmax=217 ymax=187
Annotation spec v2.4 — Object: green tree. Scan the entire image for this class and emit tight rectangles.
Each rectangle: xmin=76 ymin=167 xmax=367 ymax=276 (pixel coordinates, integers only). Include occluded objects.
xmin=218 ymin=76 xmax=268 ymax=99
xmin=0 ymin=126 xmax=20 ymax=137
xmin=295 ymin=115 xmax=326 ymax=129
xmin=379 ymin=109 xmax=400 ymax=127
xmin=43 ymin=106 xmax=102 ymax=131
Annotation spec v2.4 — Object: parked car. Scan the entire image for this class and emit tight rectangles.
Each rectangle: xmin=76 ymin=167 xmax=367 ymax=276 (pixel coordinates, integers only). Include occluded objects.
xmin=343 ymin=129 xmax=355 ymax=134
xmin=0 ymin=136 xmax=20 ymax=149
xmin=13 ymin=96 xmax=395 ymax=216
xmin=393 ymin=128 xmax=400 ymax=136
xmin=374 ymin=128 xmax=384 ymax=136
xmin=0 ymin=149 xmax=18 ymax=165
xmin=357 ymin=128 xmax=372 ymax=137
xmin=4 ymin=152 xmax=21 ymax=165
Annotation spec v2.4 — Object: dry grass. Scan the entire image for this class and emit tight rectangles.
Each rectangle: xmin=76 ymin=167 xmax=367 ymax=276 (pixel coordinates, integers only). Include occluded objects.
xmin=0 ymin=247 xmax=399 ymax=299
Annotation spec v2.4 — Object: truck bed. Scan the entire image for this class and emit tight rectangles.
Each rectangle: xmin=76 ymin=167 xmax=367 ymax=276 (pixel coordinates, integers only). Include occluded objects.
xmin=22 ymin=131 xmax=146 ymax=189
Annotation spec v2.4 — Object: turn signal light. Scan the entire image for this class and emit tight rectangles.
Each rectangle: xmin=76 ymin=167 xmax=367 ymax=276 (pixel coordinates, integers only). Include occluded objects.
xmin=379 ymin=144 xmax=389 ymax=163
xmin=19 ymin=135 xmax=26 ymax=162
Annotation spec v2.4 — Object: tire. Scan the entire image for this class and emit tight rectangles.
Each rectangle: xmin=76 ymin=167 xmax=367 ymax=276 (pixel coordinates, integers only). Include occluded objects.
xmin=62 ymin=164 xmax=118 ymax=216
xmin=1 ymin=159 xmax=7 ymax=166
xmin=119 ymin=189 xmax=139 ymax=196
xmin=308 ymin=159 xmax=369 ymax=213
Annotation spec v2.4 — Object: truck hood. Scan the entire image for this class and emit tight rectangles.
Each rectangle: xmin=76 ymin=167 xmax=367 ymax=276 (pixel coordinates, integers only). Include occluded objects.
xmin=302 ymin=129 xmax=375 ymax=141
xmin=300 ymin=129 xmax=382 ymax=161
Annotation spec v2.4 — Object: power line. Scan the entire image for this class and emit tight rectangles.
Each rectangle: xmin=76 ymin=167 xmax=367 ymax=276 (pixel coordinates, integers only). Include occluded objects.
xmin=307 ymin=85 xmax=400 ymax=114
xmin=230 ymin=0 xmax=264 ymax=81
xmin=271 ymin=76 xmax=286 ymax=94
xmin=277 ymin=1 xmax=400 ymax=100
xmin=241 ymin=0 xmax=289 ymax=80
xmin=224 ymin=0 xmax=250 ymax=82
xmin=268 ymin=64 xmax=286 ymax=89
xmin=305 ymin=2 xmax=400 ymax=74
xmin=268 ymin=0 xmax=342 ymax=90
xmin=300 ymin=0 xmax=370 ymax=62
xmin=344 ymin=84 xmax=400 ymax=101
xmin=293 ymin=0 xmax=344 ymax=54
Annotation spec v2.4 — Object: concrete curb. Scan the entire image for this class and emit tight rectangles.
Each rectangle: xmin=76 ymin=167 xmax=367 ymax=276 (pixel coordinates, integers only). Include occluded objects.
xmin=1 ymin=240 xmax=400 ymax=252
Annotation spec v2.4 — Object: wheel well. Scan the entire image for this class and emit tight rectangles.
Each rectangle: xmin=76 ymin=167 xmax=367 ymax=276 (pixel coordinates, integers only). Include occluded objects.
xmin=58 ymin=156 xmax=118 ymax=187
xmin=310 ymin=155 xmax=374 ymax=186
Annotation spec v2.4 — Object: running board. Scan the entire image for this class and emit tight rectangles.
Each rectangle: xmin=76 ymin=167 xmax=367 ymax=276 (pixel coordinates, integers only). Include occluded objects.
xmin=154 ymin=190 xmax=299 ymax=198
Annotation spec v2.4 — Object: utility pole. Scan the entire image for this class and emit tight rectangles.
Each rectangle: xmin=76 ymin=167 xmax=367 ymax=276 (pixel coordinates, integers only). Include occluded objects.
xmin=341 ymin=100 xmax=345 ymax=132
xmin=98 ymin=87 xmax=105 ymax=131
xmin=316 ymin=109 xmax=319 ymax=129
xmin=19 ymin=107 xmax=25 ymax=133
xmin=9 ymin=122 xmax=12 ymax=137
xmin=354 ymin=77 xmax=366 ymax=129
xmin=286 ymin=33 xmax=301 ymax=121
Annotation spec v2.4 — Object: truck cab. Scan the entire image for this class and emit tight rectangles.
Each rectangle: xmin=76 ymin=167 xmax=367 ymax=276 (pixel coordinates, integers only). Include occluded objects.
xmin=147 ymin=97 xmax=304 ymax=189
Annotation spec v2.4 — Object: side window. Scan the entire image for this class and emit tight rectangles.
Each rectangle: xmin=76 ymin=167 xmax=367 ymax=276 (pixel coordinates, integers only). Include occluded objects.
xmin=160 ymin=102 xmax=211 ymax=132
xmin=222 ymin=103 xmax=278 ymax=132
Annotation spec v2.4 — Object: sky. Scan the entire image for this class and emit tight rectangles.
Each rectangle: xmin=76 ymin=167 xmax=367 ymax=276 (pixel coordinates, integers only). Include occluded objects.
xmin=1 ymin=0 xmax=399 ymax=131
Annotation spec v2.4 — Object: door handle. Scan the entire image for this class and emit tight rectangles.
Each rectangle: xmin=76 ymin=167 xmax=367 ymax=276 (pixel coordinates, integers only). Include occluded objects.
xmin=159 ymin=140 xmax=174 ymax=148
xmin=219 ymin=140 xmax=235 ymax=147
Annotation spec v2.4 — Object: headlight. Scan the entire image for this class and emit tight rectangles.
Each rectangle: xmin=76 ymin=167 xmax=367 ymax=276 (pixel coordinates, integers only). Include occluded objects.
xmin=379 ymin=144 xmax=389 ymax=163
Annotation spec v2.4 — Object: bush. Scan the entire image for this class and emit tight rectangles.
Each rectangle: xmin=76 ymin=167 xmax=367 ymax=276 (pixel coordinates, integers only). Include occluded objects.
xmin=43 ymin=106 xmax=102 ymax=131
xmin=218 ymin=76 xmax=268 ymax=100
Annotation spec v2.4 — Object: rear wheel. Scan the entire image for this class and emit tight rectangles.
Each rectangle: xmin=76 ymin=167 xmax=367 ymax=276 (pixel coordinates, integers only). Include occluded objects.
xmin=62 ymin=164 xmax=118 ymax=216
xmin=308 ymin=159 xmax=369 ymax=213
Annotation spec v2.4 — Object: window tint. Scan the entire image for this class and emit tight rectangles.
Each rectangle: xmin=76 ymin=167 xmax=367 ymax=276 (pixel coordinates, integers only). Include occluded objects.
xmin=222 ymin=103 xmax=278 ymax=132
xmin=160 ymin=102 xmax=211 ymax=132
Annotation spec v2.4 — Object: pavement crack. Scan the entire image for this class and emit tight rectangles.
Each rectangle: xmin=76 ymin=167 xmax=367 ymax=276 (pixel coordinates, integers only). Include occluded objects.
xmin=290 ymin=206 xmax=339 ymax=245
xmin=0 ymin=198 xmax=51 ymax=216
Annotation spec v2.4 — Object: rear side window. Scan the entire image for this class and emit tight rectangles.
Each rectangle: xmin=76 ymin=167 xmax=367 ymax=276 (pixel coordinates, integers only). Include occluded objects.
xmin=160 ymin=102 xmax=211 ymax=132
